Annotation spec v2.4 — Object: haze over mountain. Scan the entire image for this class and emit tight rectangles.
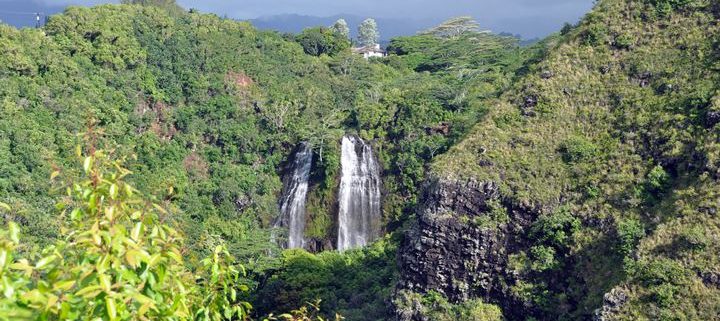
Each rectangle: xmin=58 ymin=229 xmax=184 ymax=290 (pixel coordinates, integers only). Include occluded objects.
xmin=0 ymin=0 xmax=595 ymax=39
xmin=250 ymin=14 xmax=440 ymax=42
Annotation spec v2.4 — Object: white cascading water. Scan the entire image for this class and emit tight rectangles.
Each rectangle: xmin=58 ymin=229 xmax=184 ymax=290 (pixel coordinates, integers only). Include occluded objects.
xmin=337 ymin=135 xmax=382 ymax=251
xmin=274 ymin=142 xmax=313 ymax=249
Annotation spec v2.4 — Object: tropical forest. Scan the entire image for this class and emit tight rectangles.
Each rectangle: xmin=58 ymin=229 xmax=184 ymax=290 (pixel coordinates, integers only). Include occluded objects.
xmin=0 ymin=0 xmax=719 ymax=320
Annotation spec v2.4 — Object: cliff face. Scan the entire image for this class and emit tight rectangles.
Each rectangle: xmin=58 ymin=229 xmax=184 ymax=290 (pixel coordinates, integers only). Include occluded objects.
xmin=395 ymin=178 xmax=540 ymax=320
xmin=396 ymin=0 xmax=720 ymax=319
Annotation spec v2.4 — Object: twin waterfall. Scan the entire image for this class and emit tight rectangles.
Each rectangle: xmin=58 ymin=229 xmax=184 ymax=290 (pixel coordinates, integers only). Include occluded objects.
xmin=275 ymin=143 xmax=313 ymax=249
xmin=274 ymin=136 xmax=381 ymax=251
xmin=337 ymin=136 xmax=382 ymax=251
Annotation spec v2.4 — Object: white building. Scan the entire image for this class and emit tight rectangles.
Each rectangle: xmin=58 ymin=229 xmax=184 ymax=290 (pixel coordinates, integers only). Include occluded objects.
xmin=352 ymin=44 xmax=386 ymax=59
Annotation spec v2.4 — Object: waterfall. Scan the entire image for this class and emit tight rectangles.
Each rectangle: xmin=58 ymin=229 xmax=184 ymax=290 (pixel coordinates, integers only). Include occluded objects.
xmin=274 ymin=142 xmax=313 ymax=249
xmin=337 ymin=135 xmax=382 ymax=251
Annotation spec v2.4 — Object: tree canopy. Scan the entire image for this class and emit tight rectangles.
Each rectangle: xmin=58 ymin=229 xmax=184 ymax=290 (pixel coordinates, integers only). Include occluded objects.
xmin=420 ymin=16 xmax=485 ymax=39
xmin=295 ymin=26 xmax=350 ymax=56
xmin=119 ymin=0 xmax=185 ymax=15
xmin=357 ymin=18 xmax=379 ymax=47
xmin=330 ymin=18 xmax=350 ymax=40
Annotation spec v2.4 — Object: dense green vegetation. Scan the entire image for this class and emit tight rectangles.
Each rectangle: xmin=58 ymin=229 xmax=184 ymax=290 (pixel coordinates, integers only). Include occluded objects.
xmin=0 ymin=149 xmax=335 ymax=321
xmin=430 ymin=0 xmax=720 ymax=319
xmin=253 ymin=239 xmax=398 ymax=319
xmin=0 ymin=1 xmax=535 ymax=319
xmin=3 ymin=0 xmax=719 ymax=319
xmin=394 ymin=291 xmax=503 ymax=321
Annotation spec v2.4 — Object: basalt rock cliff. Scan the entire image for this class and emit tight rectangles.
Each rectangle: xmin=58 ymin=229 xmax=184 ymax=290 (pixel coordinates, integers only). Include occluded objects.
xmin=395 ymin=178 xmax=541 ymax=320
xmin=395 ymin=0 xmax=720 ymax=320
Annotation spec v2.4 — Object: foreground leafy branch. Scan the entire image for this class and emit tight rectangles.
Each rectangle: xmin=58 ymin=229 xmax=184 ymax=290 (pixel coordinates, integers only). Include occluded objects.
xmin=0 ymin=149 xmax=251 ymax=320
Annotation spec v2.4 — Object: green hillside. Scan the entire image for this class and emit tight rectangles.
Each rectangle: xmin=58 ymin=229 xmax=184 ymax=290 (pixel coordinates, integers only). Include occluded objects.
xmin=0 ymin=2 xmax=532 ymax=320
xmin=425 ymin=0 xmax=720 ymax=319
xmin=1 ymin=0 xmax=719 ymax=320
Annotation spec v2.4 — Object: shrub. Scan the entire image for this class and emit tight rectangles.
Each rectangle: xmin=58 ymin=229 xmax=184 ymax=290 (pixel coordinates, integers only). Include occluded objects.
xmin=0 ymin=149 xmax=249 ymax=321
xmin=455 ymin=299 xmax=504 ymax=321
xmin=646 ymin=0 xmax=697 ymax=16
xmin=396 ymin=291 xmax=503 ymax=321
xmin=614 ymin=33 xmax=634 ymax=50
xmin=530 ymin=207 xmax=581 ymax=249
xmin=530 ymin=245 xmax=559 ymax=272
xmin=617 ymin=218 xmax=646 ymax=255
xmin=582 ymin=23 xmax=608 ymax=46
xmin=646 ymin=165 xmax=670 ymax=192
xmin=634 ymin=258 xmax=689 ymax=287
xmin=651 ymin=283 xmax=678 ymax=308
xmin=0 ymin=149 xmax=336 ymax=321
xmin=559 ymin=136 xmax=598 ymax=163
xmin=560 ymin=23 xmax=574 ymax=36
xmin=678 ymin=226 xmax=708 ymax=251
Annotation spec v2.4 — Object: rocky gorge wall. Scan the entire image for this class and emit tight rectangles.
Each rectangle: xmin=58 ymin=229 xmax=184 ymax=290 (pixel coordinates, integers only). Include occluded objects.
xmin=394 ymin=177 xmax=541 ymax=320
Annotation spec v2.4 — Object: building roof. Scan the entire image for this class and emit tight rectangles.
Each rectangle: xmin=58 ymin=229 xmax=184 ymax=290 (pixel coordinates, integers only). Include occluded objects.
xmin=352 ymin=44 xmax=385 ymax=54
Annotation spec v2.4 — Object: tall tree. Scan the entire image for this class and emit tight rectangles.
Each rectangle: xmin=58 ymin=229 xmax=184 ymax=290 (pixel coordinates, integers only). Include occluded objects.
xmin=421 ymin=16 xmax=484 ymax=39
xmin=120 ymin=0 xmax=184 ymax=15
xmin=295 ymin=27 xmax=350 ymax=56
xmin=331 ymin=18 xmax=350 ymax=40
xmin=358 ymin=18 xmax=379 ymax=47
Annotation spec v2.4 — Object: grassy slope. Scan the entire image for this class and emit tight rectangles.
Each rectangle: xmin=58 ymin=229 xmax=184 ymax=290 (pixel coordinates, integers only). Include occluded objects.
xmin=432 ymin=0 xmax=720 ymax=319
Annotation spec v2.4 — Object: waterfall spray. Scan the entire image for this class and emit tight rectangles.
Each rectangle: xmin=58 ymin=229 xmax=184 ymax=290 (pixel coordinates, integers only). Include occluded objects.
xmin=337 ymin=135 xmax=382 ymax=251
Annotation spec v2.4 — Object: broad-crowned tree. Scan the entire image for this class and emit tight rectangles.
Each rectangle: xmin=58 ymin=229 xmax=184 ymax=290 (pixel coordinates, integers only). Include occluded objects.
xmin=331 ymin=18 xmax=350 ymax=40
xmin=358 ymin=18 xmax=379 ymax=47
xmin=421 ymin=16 xmax=485 ymax=39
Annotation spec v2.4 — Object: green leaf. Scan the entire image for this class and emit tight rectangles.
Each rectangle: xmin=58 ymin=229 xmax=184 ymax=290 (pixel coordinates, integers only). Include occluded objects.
xmin=124 ymin=184 xmax=133 ymax=197
xmin=138 ymin=302 xmax=153 ymax=316
xmin=148 ymin=254 xmax=162 ymax=267
xmin=0 ymin=202 xmax=10 ymax=211
xmin=106 ymin=297 xmax=117 ymax=320
xmin=131 ymin=222 xmax=142 ymax=241
xmin=75 ymin=285 xmax=102 ymax=298
xmin=167 ymin=252 xmax=183 ymax=265
xmin=152 ymin=204 xmax=167 ymax=214
xmin=35 ymin=255 xmax=57 ymax=269
xmin=8 ymin=222 xmax=19 ymax=243
xmin=83 ymin=156 xmax=94 ymax=173
xmin=99 ymin=273 xmax=112 ymax=293
xmin=46 ymin=293 xmax=59 ymax=310
xmin=3 ymin=277 xmax=14 ymax=298
xmin=0 ymin=250 xmax=7 ymax=269
xmin=70 ymin=208 xmax=82 ymax=220
xmin=125 ymin=250 xmax=139 ymax=268
xmin=109 ymin=184 xmax=118 ymax=199
xmin=52 ymin=280 xmax=76 ymax=292
xmin=10 ymin=259 xmax=34 ymax=275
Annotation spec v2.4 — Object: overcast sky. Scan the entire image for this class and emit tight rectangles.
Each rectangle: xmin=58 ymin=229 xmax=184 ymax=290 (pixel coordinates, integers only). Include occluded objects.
xmin=0 ymin=0 xmax=595 ymax=38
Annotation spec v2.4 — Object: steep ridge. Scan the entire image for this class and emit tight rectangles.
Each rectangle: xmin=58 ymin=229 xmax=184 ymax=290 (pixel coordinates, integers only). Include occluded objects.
xmin=396 ymin=0 xmax=720 ymax=320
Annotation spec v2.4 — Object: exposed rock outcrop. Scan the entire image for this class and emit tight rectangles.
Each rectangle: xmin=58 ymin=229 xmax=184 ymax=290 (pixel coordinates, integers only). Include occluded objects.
xmin=395 ymin=177 xmax=539 ymax=320
xmin=593 ymin=288 xmax=629 ymax=321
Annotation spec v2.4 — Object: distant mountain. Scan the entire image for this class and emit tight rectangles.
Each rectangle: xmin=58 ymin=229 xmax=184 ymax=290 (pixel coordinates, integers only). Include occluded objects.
xmin=250 ymin=14 xmax=440 ymax=42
